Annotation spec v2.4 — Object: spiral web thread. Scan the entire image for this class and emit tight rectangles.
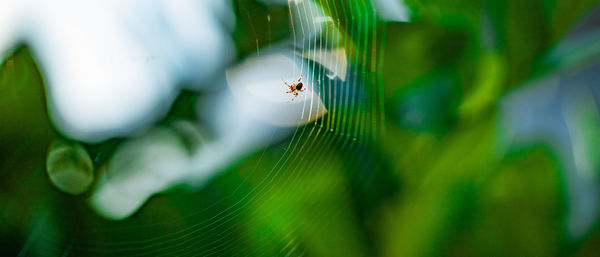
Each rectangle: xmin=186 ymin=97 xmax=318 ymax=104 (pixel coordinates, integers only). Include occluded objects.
xmin=27 ymin=1 xmax=386 ymax=256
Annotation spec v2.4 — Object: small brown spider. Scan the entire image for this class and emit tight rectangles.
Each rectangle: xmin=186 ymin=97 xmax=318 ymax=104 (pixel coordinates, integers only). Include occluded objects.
xmin=282 ymin=74 xmax=306 ymax=102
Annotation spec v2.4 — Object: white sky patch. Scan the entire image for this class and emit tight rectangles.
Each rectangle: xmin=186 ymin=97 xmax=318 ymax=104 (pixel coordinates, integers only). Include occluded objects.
xmin=372 ymin=0 xmax=412 ymax=22
xmin=0 ymin=0 xmax=25 ymax=60
xmin=300 ymin=48 xmax=347 ymax=81
xmin=5 ymin=0 xmax=236 ymax=143
xmin=226 ymin=52 xmax=327 ymax=127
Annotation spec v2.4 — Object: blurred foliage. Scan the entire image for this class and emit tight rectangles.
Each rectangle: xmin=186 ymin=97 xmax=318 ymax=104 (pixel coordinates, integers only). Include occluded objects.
xmin=232 ymin=0 xmax=291 ymax=59
xmin=0 ymin=48 xmax=60 ymax=256
xmin=379 ymin=0 xmax=599 ymax=257
xmin=2 ymin=0 xmax=600 ymax=257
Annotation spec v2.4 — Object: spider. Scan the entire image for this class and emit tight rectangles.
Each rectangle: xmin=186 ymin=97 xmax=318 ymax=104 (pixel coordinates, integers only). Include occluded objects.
xmin=282 ymin=74 xmax=306 ymax=102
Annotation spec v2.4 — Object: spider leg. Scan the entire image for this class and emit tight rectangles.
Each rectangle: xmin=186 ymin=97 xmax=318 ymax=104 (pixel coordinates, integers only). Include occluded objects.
xmin=282 ymin=78 xmax=292 ymax=87
xmin=298 ymin=74 xmax=303 ymax=82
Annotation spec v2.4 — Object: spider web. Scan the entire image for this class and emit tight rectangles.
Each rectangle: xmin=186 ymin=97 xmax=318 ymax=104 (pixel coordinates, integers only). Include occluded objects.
xmin=8 ymin=1 xmax=392 ymax=256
